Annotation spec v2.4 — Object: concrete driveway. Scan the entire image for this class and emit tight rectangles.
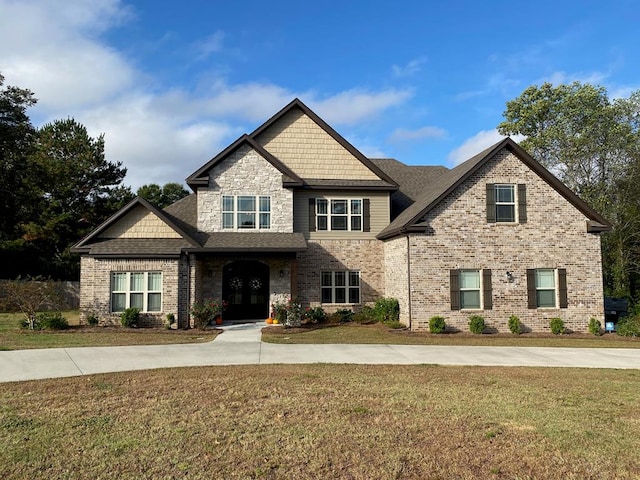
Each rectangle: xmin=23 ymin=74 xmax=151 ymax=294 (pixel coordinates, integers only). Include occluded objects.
xmin=1 ymin=322 xmax=639 ymax=383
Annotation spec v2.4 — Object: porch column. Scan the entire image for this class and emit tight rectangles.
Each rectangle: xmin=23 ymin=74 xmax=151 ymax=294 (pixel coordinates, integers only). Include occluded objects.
xmin=290 ymin=258 xmax=298 ymax=298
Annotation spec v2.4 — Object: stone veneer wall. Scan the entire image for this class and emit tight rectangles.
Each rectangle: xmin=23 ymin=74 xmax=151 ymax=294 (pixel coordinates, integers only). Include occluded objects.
xmin=297 ymin=240 xmax=385 ymax=312
xmin=197 ymin=145 xmax=293 ymax=233
xmin=404 ymin=148 xmax=604 ymax=333
xmin=79 ymin=256 xmax=182 ymax=327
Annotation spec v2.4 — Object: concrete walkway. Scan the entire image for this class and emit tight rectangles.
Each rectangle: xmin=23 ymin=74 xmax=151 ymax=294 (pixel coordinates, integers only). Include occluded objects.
xmin=1 ymin=322 xmax=639 ymax=383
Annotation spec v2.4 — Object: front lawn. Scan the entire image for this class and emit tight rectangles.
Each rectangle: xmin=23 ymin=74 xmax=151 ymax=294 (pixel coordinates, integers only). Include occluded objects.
xmin=1 ymin=365 xmax=638 ymax=479
xmin=262 ymin=321 xmax=640 ymax=348
xmin=0 ymin=311 xmax=219 ymax=350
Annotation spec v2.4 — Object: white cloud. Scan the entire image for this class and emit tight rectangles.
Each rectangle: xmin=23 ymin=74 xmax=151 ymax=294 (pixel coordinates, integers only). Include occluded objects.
xmin=447 ymin=130 xmax=524 ymax=166
xmin=389 ymin=125 xmax=447 ymax=142
xmin=537 ymin=70 xmax=608 ymax=87
xmin=392 ymin=57 xmax=427 ymax=77
xmin=310 ymin=89 xmax=413 ymax=125
xmin=193 ymin=31 xmax=225 ymax=60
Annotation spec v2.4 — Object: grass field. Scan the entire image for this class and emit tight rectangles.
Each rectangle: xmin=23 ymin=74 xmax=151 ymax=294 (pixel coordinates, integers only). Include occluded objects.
xmin=262 ymin=322 xmax=640 ymax=348
xmin=1 ymin=365 xmax=638 ymax=479
xmin=0 ymin=312 xmax=219 ymax=350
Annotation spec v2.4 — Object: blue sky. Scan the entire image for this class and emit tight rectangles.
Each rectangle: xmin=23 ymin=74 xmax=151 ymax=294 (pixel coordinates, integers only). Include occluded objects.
xmin=1 ymin=0 xmax=638 ymax=189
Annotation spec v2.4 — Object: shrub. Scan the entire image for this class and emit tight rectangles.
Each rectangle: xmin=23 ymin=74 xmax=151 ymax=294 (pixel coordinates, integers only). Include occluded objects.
xmin=429 ymin=316 xmax=446 ymax=334
xmin=468 ymin=315 xmax=486 ymax=334
xmin=304 ymin=306 xmax=328 ymax=324
xmin=87 ymin=314 xmax=99 ymax=326
xmin=373 ymin=297 xmax=400 ymax=323
xmin=508 ymin=315 xmax=522 ymax=335
xmin=165 ymin=313 xmax=176 ymax=329
xmin=191 ymin=299 xmax=227 ymax=329
xmin=120 ymin=308 xmax=140 ymax=328
xmin=550 ymin=317 xmax=565 ymax=335
xmin=271 ymin=298 xmax=302 ymax=327
xmin=588 ymin=317 xmax=602 ymax=336
xmin=385 ymin=320 xmax=405 ymax=329
xmin=336 ymin=308 xmax=354 ymax=323
xmin=36 ymin=312 xmax=69 ymax=330
xmin=354 ymin=305 xmax=376 ymax=324
xmin=616 ymin=316 xmax=640 ymax=337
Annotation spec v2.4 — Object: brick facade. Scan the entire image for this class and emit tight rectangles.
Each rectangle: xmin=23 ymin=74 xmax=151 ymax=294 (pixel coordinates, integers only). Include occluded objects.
xmin=385 ymin=148 xmax=605 ymax=333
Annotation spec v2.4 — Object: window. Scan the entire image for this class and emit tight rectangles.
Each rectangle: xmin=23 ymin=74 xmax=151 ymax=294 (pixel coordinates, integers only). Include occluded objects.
xmin=460 ymin=270 xmax=481 ymax=309
xmin=316 ymin=198 xmax=362 ymax=231
xmin=486 ymin=184 xmax=527 ymax=223
xmin=527 ymin=268 xmax=568 ymax=309
xmin=111 ymin=272 xmax=162 ymax=312
xmin=495 ymin=184 xmax=515 ymax=222
xmin=450 ymin=269 xmax=492 ymax=311
xmin=321 ymin=271 xmax=360 ymax=304
xmin=221 ymin=195 xmax=271 ymax=230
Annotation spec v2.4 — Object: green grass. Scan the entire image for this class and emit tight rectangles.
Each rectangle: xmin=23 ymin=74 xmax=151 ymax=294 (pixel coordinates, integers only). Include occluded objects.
xmin=262 ymin=322 xmax=640 ymax=348
xmin=0 ymin=311 xmax=219 ymax=350
xmin=1 ymin=365 xmax=638 ymax=479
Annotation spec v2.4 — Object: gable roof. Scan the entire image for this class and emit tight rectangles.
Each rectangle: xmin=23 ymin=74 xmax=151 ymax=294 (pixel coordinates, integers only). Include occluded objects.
xmin=377 ymin=137 xmax=612 ymax=240
xmin=71 ymin=196 xmax=201 ymax=253
xmin=249 ymin=98 xmax=398 ymax=189
xmin=186 ymin=134 xmax=304 ymax=190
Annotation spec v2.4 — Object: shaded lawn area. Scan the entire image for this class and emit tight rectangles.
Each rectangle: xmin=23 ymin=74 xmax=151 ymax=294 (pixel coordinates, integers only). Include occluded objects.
xmin=0 ymin=312 xmax=219 ymax=350
xmin=262 ymin=322 xmax=640 ymax=348
xmin=1 ymin=365 xmax=639 ymax=479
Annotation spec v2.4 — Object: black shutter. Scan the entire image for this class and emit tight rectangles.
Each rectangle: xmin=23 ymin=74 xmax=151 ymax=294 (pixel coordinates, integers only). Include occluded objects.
xmin=308 ymin=198 xmax=316 ymax=232
xmin=450 ymin=269 xmax=460 ymax=310
xmin=483 ymin=269 xmax=493 ymax=310
xmin=526 ymin=269 xmax=536 ymax=309
xmin=558 ymin=268 xmax=568 ymax=308
xmin=486 ymin=184 xmax=496 ymax=223
xmin=363 ymin=198 xmax=370 ymax=232
xmin=518 ymin=184 xmax=527 ymax=223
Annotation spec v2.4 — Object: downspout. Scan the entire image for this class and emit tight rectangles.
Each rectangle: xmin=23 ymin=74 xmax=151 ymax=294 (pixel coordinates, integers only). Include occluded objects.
xmin=406 ymin=235 xmax=412 ymax=329
xmin=185 ymin=253 xmax=191 ymax=330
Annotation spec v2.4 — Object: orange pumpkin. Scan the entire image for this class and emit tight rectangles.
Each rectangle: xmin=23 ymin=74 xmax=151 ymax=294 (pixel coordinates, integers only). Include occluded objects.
xmin=266 ymin=317 xmax=273 ymax=324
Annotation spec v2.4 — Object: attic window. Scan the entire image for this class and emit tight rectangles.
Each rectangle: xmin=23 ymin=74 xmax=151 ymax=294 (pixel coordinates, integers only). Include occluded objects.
xmin=486 ymin=184 xmax=527 ymax=224
xmin=495 ymin=185 xmax=515 ymax=222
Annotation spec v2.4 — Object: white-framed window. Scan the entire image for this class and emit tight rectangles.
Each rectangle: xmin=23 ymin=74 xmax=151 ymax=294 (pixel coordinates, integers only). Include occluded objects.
xmin=460 ymin=269 xmax=481 ymax=309
xmin=222 ymin=195 xmax=271 ymax=230
xmin=111 ymin=272 xmax=162 ymax=312
xmin=321 ymin=271 xmax=360 ymax=304
xmin=535 ymin=269 xmax=556 ymax=308
xmin=316 ymin=198 xmax=362 ymax=231
xmin=495 ymin=184 xmax=515 ymax=222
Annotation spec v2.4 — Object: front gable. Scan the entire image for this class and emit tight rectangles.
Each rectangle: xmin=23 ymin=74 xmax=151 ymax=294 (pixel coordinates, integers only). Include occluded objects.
xmin=100 ymin=205 xmax=182 ymax=239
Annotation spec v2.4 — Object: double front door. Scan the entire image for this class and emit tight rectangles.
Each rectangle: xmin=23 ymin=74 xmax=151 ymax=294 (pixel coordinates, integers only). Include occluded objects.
xmin=222 ymin=261 xmax=269 ymax=320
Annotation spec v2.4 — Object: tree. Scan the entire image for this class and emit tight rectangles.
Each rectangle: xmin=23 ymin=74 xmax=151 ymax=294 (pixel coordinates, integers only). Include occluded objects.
xmin=2 ymin=277 xmax=62 ymax=330
xmin=23 ymin=119 xmax=132 ymax=278
xmin=137 ymin=182 xmax=189 ymax=208
xmin=498 ymin=82 xmax=640 ymax=299
xmin=0 ymin=73 xmax=38 ymax=241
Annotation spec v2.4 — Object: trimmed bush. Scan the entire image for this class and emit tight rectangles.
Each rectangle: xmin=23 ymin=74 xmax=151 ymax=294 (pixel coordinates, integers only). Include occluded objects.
xmin=304 ymin=306 xmax=328 ymax=323
xmin=468 ymin=315 xmax=486 ymax=334
xmin=616 ymin=316 xmax=640 ymax=337
xmin=37 ymin=312 xmax=69 ymax=330
xmin=120 ymin=308 xmax=140 ymax=328
xmin=336 ymin=308 xmax=354 ymax=323
xmin=373 ymin=297 xmax=400 ymax=324
xmin=165 ymin=313 xmax=176 ymax=329
xmin=508 ymin=315 xmax=522 ymax=335
xmin=87 ymin=314 xmax=99 ymax=326
xmin=550 ymin=317 xmax=565 ymax=335
xmin=353 ymin=305 xmax=375 ymax=324
xmin=429 ymin=316 xmax=446 ymax=334
xmin=588 ymin=317 xmax=602 ymax=336
xmin=385 ymin=320 xmax=405 ymax=329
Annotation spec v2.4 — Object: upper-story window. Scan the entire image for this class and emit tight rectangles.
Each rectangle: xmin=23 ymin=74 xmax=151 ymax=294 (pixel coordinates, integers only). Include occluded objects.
xmin=222 ymin=195 xmax=271 ymax=229
xmin=316 ymin=198 xmax=362 ymax=231
xmin=486 ymin=184 xmax=527 ymax=224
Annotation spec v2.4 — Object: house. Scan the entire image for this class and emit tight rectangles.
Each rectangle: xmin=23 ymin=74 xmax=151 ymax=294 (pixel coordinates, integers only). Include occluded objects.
xmin=71 ymin=98 xmax=611 ymax=332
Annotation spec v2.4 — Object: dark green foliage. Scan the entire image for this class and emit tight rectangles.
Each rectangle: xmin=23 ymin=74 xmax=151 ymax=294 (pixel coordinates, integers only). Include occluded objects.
xmin=588 ymin=317 xmax=602 ymax=336
xmin=508 ymin=315 xmax=522 ymax=335
xmin=137 ymin=183 xmax=189 ymax=208
xmin=429 ymin=316 xmax=446 ymax=334
xmin=304 ymin=306 xmax=327 ymax=323
xmin=120 ymin=308 xmax=140 ymax=328
xmin=36 ymin=312 xmax=68 ymax=330
xmin=372 ymin=297 xmax=400 ymax=324
xmin=87 ymin=314 xmax=99 ymax=326
xmin=550 ymin=317 xmax=565 ymax=335
xmin=468 ymin=315 xmax=486 ymax=334
xmin=616 ymin=316 xmax=640 ymax=337
xmin=165 ymin=313 xmax=176 ymax=329
xmin=385 ymin=320 xmax=404 ymax=329
xmin=353 ymin=305 xmax=376 ymax=323
xmin=336 ymin=308 xmax=354 ymax=323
